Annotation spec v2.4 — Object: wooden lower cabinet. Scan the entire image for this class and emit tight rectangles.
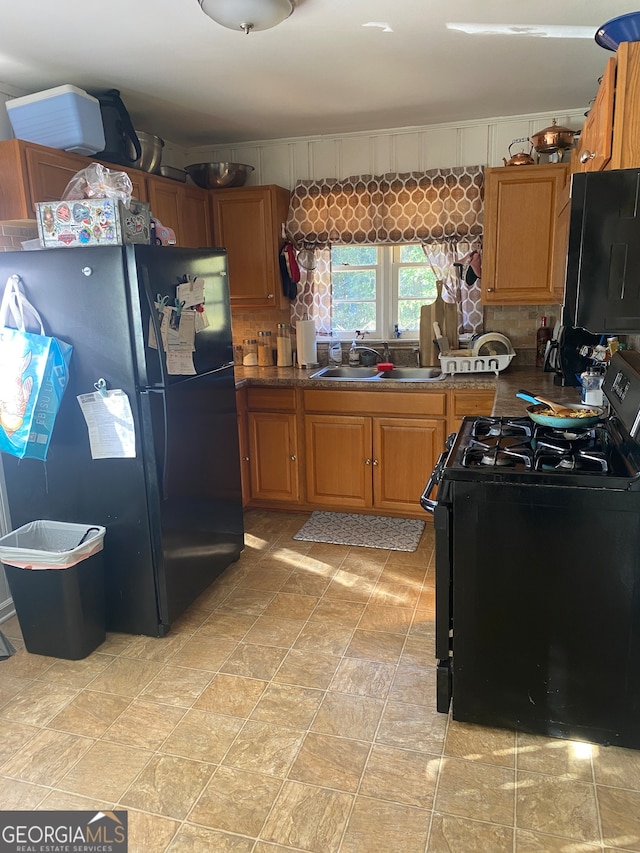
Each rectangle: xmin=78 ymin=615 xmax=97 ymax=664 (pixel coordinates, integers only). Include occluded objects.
xmin=305 ymin=412 xmax=445 ymax=515
xmin=247 ymin=410 xmax=300 ymax=503
xmin=305 ymin=415 xmax=372 ymax=509
xmin=243 ymin=387 xmax=301 ymax=505
xmin=238 ymin=385 xmax=494 ymax=515
xmin=448 ymin=390 xmax=496 ymax=433
xmin=373 ymin=417 xmax=445 ymax=514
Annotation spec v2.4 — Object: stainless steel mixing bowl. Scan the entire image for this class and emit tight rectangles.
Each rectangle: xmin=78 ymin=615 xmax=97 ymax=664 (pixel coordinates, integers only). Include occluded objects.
xmin=127 ymin=131 xmax=164 ymax=174
xmin=185 ymin=162 xmax=255 ymax=189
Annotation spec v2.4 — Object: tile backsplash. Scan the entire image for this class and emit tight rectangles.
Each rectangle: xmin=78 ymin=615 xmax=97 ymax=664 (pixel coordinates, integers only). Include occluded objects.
xmin=0 ymin=222 xmax=38 ymax=250
xmin=231 ymin=303 xmax=555 ymax=367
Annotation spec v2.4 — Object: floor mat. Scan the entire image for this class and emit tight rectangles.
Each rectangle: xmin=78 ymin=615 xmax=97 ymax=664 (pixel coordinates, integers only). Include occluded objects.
xmin=293 ymin=511 xmax=425 ymax=552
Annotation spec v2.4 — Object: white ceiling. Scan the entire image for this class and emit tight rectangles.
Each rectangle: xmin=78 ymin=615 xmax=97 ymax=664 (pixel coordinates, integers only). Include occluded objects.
xmin=0 ymin=0 xmax=637 ymax=147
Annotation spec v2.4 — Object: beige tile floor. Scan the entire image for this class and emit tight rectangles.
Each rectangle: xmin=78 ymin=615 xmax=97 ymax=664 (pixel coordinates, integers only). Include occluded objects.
xmin=1 ymin=509 xmax=640 ymax=852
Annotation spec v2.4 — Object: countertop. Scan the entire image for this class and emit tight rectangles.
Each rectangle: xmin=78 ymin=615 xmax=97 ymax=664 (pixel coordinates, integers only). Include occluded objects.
xmin=233 ymin=364 xmax=582 ymax=416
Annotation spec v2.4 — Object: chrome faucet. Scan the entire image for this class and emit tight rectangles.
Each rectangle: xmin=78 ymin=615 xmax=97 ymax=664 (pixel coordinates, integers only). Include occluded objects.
xmin=352 ymin=343 xmax=390 ymax=362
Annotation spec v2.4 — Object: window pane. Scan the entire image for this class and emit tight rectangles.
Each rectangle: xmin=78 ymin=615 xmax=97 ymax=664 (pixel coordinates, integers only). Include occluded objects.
xmin=399 ymin=244 xmax=425 ymax=263
xmin=399 ymin=268 xmax=437 ymax=300
xmin=332 ymin=270 xmax=376 ymax=300
xmin=333 ymin=302 xmax=376 ymax=332
xmin=398 ymin=301 xmax=424 ymax=330
xmin=332 ymin=246 xmax=378 ymax=266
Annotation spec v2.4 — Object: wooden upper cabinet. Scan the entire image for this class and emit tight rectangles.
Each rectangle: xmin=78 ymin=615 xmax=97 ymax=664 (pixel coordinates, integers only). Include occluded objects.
xmin=482 ymin=164 xmax=569 ymax=305
xmin=146 ymin=175 xmax=181 ymax=241
xmin=611 ymin=40 xmax=640 ymax=169
xmin=0 ymin=139 xmax=211 ymax=247
xmin=24 ymin=145 xmax=89 ymax=204
xmin=573 ymin=42 xmax=640 ymax=174
xmin=181 ymin=184 xmax=213 ymax=248
xmin=572 ymin=56 xmax=616 ymax=173
xmin=211 ymin=185 xmax=291 ymax=309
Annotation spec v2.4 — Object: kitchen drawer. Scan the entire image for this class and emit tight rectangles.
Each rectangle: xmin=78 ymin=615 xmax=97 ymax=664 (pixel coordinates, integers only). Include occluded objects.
xmin=247 ymin=386 xmax=296 ymax=411
xmin=451 ymin=390 xmax=496 ymax=417
xmin=303 ymin=389 xmax=447 ymax=417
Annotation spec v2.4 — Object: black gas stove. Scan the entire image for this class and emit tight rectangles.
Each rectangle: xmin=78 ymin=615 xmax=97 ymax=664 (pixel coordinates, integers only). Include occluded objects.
xmin=445 ymin=413 xmax=640 ymax=487
xmin=422 ymin=350 xmax=640 ymax=750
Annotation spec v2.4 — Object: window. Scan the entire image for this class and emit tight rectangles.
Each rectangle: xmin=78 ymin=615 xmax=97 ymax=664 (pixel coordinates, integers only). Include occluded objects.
xmin=330 ymin=244 xmax=437 ymax=339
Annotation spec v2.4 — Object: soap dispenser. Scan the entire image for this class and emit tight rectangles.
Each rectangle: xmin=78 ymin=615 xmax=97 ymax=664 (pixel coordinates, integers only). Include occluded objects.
xmin=348 ymin=339 xmax=360 ymax=366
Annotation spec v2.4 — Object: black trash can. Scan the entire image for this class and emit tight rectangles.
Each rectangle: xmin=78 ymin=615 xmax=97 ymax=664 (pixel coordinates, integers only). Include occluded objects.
xmin=0 ymin=521 xmax=106 ymax=660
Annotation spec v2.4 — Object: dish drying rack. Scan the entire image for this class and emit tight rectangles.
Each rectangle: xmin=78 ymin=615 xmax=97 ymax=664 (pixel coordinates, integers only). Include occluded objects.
xmin=439 ymin=351 xmax=515 ymax=375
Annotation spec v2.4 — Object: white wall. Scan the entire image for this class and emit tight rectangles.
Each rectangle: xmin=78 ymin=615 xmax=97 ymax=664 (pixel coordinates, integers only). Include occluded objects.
xmin=183 ymin=109 xmax=586 ymax=187
xmin=0 ymin=77 xmax=585 ymax=182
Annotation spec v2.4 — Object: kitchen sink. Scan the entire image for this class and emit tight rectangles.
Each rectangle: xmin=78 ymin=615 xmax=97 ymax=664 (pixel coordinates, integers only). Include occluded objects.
xmin=309 ymin=365 xmax=444 ymax=381
xmin=378 ymin=367 xmax=444 ymax=381
xmin=310 ymin=366 xmax=381 ymax=379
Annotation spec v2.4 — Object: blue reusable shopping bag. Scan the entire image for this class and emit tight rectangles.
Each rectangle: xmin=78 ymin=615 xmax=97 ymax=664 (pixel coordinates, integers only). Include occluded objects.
xmin=0 ymin=275 xmax=72 ymax=461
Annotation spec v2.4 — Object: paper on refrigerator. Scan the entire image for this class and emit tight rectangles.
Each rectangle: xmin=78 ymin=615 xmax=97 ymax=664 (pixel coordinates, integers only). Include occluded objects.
xmin=77 ymin=389 xmax=136 ymax=459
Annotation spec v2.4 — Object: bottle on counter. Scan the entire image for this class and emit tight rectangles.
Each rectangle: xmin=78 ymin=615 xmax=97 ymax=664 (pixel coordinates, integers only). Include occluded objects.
xmin=233 ymin=344 xmax=244 ymax=366
xmin=329 ymin=331 xmax=342 ymax=365
xmin=258 ymin=330 xmax=274 ymax=367
xmin=276 ymin=323 xmax=293 ymax=367
xmin=581 ymin=368 xmax=605 ymax=406
xmin=348 ymin=339 xmax=360 ymax=366
xmin=242 ymin=339 xmax=258 ymax=366
xmin=536 ymin=316 xmax=552 ymax=369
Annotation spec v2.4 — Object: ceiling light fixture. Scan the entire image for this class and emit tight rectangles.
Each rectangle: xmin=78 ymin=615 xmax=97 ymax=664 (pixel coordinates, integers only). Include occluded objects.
xmin=198 ymin=0 xmax=295 ymax=34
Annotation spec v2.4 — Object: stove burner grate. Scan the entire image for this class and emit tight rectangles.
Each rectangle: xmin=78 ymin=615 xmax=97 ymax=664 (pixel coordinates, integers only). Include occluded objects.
xmin=462 ymin=438 xmax=533 ymax=469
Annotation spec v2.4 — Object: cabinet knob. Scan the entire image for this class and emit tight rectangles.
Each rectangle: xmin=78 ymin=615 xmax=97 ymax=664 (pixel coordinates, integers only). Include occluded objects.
xmin=372 ymin=459 xmax=379 ymax=466
xmin=267 ymin=293 xmax=274 ymax=299
xmin=365 ymin=458 xmax=371 ymax=465
xmin=242 ymin=456 xmax=250 ymax=462
xmin=580 ymin=150 xmax=595 ymax=164
xmin=290 ymin=455 xmax=296 ymax=461
xmin=486 ymin=288 xmax=494 ymax=293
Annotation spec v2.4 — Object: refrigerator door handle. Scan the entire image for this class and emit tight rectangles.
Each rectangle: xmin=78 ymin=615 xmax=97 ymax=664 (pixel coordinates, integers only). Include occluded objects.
xmin=140 ymin=388 xmax=170 ymax=501
xmin=145 ymin=288 xmax=169 ymax=389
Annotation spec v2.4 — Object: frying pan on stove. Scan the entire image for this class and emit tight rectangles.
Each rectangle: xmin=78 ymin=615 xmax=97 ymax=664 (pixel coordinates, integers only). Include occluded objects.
xmin=516 ymin=392 xmax=605 ymax=428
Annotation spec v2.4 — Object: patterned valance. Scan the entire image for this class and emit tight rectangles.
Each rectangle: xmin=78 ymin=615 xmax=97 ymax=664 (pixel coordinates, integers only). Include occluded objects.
xmin=286 ymin=166 xmax=484 ymax=246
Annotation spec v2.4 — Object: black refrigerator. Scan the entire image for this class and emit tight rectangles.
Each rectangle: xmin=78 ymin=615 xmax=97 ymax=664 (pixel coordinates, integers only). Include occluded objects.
xmin=0 ymin=245 xmax=244 ymax=637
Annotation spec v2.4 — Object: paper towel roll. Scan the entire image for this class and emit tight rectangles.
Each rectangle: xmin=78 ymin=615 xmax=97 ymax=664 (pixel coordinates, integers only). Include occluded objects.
xmin=296 ymin=319 xmax=317 ymax=367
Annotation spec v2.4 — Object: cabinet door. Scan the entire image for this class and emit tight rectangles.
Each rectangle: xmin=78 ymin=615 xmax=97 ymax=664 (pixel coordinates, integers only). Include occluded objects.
xmin=115 ymin=166 xmax=148 ymax=202
xmin=572 ymin=56 xmax=615 ymax=173
xmin=181 ymin=185 xmax=213 ymax=248
xmin=147 ymin=176 xmax=183 ymax=244
xmin=373 ymin=417 xmax=445 ymax=515
xmin=482 ymin=165 xmax=568 ymax=305
xmin=248 ymin=411 xmax=300 ymax=502
xmin=305 ymin=414 xmax=372 ymax=509
xmin=212 ymin=186 xmax=290 ymax=309
xmin=24 ymin=146 xmax=89 ymax=204
xmin=610 ymin=42 xmax=640 ymax=170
